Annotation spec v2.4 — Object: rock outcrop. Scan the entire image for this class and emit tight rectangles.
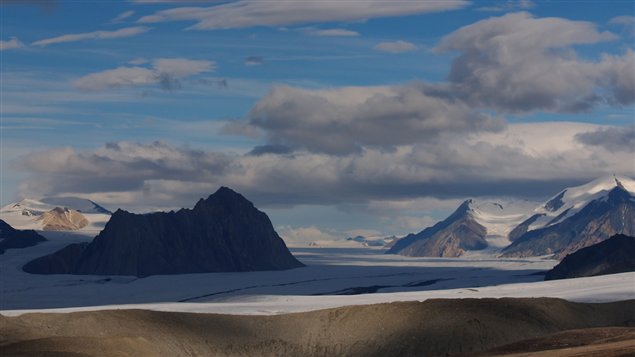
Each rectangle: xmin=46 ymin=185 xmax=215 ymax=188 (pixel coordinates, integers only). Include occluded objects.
xmin=38 ymin=207 xmax=89 ymax=231
xmin=24 ymin=187 xmax=304 ymax=277
xmin=545 ymin=234 xmax=635 ymax=280
xmin=0 ymin=220 xmax=46 ymax=254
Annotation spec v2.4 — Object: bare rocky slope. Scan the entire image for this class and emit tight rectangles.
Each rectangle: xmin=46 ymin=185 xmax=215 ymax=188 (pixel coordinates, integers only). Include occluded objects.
xmin=502 ymin=185 xmax=635 ymax=259
xmin=0 ymin=220 xmax=46 ymax=254
xmin=545 ymin=234 xmax=635 ymax=280
xmin=23 ymin=187 xmax=304 ymax=277
xmin=38 ymin=207 xmax=89 ymax=231
xmin=387 ymin=200 xmax=488 ymax=257
xmin=1 ymin=298 xmax=633 ymax=357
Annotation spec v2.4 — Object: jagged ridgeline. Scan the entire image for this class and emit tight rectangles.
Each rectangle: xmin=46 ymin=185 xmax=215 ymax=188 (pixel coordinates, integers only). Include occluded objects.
xmin=24 ymin=187 xmax=304 ymax=277
xmin=388 ymin=176 xmax=635 ymax=258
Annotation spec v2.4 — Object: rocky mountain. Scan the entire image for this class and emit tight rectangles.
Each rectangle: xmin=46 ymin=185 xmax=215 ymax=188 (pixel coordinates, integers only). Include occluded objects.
xmin=0 ymin=197 xmax=111 ymax=231
xmin=502 ymin=177 xmax=635 ymax=259
xmin=0 ymin=219 xmax=46 ymax=254
xmin=545 ymin=234 xmax=635 ymax=280
xmin=38 ymin=207 xmax=89 ymax=231
xmin=23 ymin=187 xmax=304 ymax=277
xmin=388 ymin=176 xmax=634 ymax=258
xmin=387 ymin=200 xmax=489 ymax=257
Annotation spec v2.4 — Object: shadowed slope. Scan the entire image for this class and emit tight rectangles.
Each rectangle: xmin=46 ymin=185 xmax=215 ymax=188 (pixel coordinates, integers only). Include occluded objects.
xmin=545 ymin=234 xmax=635 ymax=280
xmin=23 ymin=187 xmax=303 ymax=277
xmin=1 ymin=298 xmax=634 ymax=357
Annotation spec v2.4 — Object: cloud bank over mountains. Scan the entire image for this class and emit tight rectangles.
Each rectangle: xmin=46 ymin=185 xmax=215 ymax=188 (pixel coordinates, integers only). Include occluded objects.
xmin=17 ymin=122 xmax=632 ymax=211
xmin=11 ymin=11 xmax=635 ymax=218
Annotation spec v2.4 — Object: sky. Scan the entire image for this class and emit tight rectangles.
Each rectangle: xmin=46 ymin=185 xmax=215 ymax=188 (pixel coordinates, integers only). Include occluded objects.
xmin=1 ymin=0 xmax=634 ymax=243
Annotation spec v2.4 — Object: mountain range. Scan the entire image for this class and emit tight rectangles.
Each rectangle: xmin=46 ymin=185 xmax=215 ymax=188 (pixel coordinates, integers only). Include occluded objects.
xmin=389 ymin=176 xmax=635 ymax=259
xmin=24 ymin=187 xmax=304 ymax=277
xmin=0 ymin=197 xmax=111 ymax=231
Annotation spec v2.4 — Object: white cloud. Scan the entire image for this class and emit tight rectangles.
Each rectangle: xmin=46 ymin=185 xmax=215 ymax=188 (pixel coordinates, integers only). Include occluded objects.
xmin=609 ymin=15 xmax=635 ymax=36
xmin=73 ymin=67 xmax=156 ymax=91
xmin=477 ymin=0 xmax=534 ymax=12
xmin=15 ymin=123 xmax=634 ymax=211
xmin=73 ymin=58 xmax=215 ymax=91
xmin=0 ymin=37 xmax=24 ymax=51
xmin=609 ymin=15 xmax=635 ymax=26
xmin=32 ymin=26 xmax=150 ymax=46
xmin=435 ymin=12 xmax=632 ymax=112
xmin=128 ymin=58 xmax=148 ymax=65
xmin=373 ymin=40 xmax=417 ymax=53
xmin=153 ymin=58 xmax=214 ymax=77
xmin=307 ymin=28 xmax=359 ymax=37
xmin=137 ymin=0 xmax=469 ymax=30
xmin=110 ymin=10 xmax=135 ymax=24
xmin=247 ymin=84 xmax=504 ymax=154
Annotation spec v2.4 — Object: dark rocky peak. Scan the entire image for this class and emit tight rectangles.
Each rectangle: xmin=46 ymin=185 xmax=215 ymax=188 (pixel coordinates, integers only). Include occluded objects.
xmin=451 ymin=199 xmax=474 ymax=216
xmin=0 ymin=219 xmax=47 ymax=254
xmin=24 ymin=188 xmax=303 ymax=276
xmin=194 ymin=186 xmax=254 ymax=212
xmin=50 ymin=207 xmax=69 ymax=214
xmin=0 ymin=219 xmax=16 ymax=234
xmin=544 ymin=190 xmax=566 ymax=212
xmin=614 ymin=175 xmax=626 ymax=191
xmin=607 ymin=184 xmax=631 ymax=202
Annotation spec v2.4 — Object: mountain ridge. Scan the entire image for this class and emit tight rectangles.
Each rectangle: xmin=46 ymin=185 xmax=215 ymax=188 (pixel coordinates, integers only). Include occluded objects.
xmin=23 ymin=187 xmax=304 ymax=277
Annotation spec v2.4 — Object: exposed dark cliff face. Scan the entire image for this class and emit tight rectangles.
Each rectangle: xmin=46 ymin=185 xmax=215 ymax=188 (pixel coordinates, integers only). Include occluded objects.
xmin=0 ymin=220 xmax=47 ymax=254
xmin=387 ymin=200 xmax=488 ymax=257
xmin=502 ymin=187 xmax=635 ymax=259
xmin=545 ymin=234 xmax=635 ymax=280
xmin=507 ymin=213 xmax=546 ymax=242
xmin=23 ymin=187 xmax=304 ymax=277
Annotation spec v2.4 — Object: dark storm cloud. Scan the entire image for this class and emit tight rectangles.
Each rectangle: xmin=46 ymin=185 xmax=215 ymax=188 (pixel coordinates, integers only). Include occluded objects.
xmin=247 ymin=84 xmax=505 ymax=155
xmin=576 ymin=125 xmax=635 ymax=152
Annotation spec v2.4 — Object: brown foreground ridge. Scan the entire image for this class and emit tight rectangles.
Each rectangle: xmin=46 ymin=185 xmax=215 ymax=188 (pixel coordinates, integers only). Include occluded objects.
xmin=471 ymin=327 xmax=635 ymax=356
xmin=1 ymin=298 xmax=634 ymax=357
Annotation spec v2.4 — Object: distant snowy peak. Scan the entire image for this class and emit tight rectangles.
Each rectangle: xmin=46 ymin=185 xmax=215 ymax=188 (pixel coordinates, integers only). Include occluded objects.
xmin=2 ymin=197 xmax=111 ymax=216
xmin=503 ymin=176 xmax=635 ymax=259
xmin=530 ymin=175 xmax=634 ymax=230
xmin=0 ymin=197 xmax=111 ymax=231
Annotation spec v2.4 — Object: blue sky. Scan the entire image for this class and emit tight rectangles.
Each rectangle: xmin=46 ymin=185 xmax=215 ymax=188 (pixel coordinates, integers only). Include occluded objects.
xmin=1 ymin=0 xmax=634 ymax=242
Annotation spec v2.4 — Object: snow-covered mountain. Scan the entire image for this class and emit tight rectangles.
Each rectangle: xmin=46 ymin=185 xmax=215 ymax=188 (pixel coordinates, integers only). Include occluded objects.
xmin=389 ymin=175 xmax=634 ymax=258
xmin=502 ymin=175 xmax=635 ymax=259
xmin=0 ymin=197 xmax=111 ymax=231
xmin=387 ymin=198 xmax=539 ymax=257
xmin=510 ymin=175 xmax=635 ymax=238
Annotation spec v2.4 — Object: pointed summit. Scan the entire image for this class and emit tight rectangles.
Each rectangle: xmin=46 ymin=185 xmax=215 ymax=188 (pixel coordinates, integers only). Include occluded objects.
xmin=24 ymin=188 xmax=303 ymax=277
xmin=614 ymin=174 xmax=626 ymax=191
xmin=387 ymin=198 xmax=487 ymax=257
xmin=503 ymin=176 xmax=635 ymax=259
xmin=194 ymin=186 xmax=255 ymax=213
